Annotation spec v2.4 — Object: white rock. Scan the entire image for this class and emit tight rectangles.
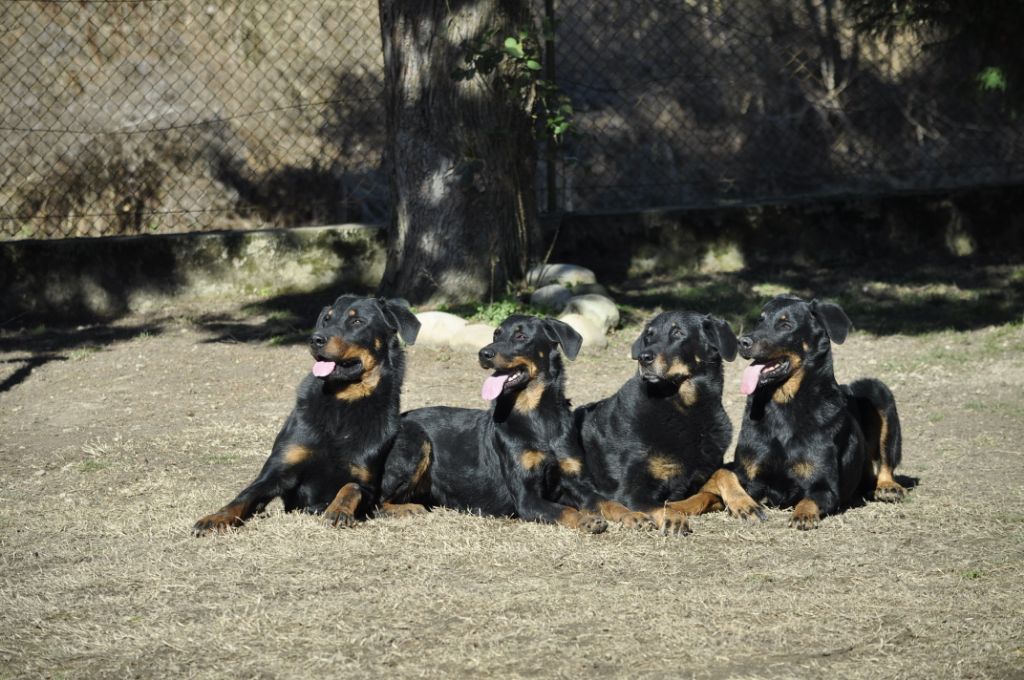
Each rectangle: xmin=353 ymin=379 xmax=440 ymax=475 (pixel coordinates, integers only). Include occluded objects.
xmin=563 ymin=294 xmax=619 ymax=333
xmin=448 ymin=323 xmax=496 ymax=352
xmin=414 ymin=311 xmax=467 ymax=347
xmin=525 ymin=263 xmax=597 ymax=288
xmin=567 ymin=282 xmax=609 ymax=297
xmin=558 ymin=312 xmax=608 ymax=350
xmin=530 ymin=284 xmax=573 ymax=311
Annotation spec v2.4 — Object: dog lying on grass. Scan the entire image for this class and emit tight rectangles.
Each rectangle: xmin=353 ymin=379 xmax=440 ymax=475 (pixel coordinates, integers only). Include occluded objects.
xmin=572 ymin=310 xmax=765 ymax=535
xmin=729 ymin=295 xmax=906 ymax=529
xmin=379 ymin=315 xmax=652 ymax=533
xmin=192 ymin=295 xmax=419 ymax=536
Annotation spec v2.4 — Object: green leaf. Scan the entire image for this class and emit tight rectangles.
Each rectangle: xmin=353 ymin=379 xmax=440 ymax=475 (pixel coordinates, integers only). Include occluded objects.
xmin=503 ymin=37 xmax=524 ymax=58
xmin=525 ymin=59 xmax=542 ymax=71
xmin=978 ymin=66 xmax=1008 ymax=92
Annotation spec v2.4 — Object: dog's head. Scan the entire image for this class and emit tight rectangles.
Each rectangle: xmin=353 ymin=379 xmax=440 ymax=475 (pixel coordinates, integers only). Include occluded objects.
xmin=737 ymin=295 xmax=851 ymax=397
xmin=478 ymin=315 xmax=582 ymax=403
xmin=309 ymin=296 xmax=419 ymax=387
xmin=630 ymin=310 xmax=738 ymax=386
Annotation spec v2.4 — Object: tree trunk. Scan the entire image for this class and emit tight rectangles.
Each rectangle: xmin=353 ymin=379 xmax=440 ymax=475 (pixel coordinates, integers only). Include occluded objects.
xmin=377 ymin=0 xmax=539 ymax=306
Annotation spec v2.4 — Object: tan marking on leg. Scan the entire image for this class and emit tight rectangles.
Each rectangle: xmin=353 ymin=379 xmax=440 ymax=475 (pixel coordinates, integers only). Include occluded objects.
xmin=648 ymin=455 xmax=683 ymax=480
xmin=648 ymin=507 xmax=691 ymax=535
xmin=791 ymin=460 xmax=814 ymax=479
xmin=409 ymin=441 xmax=432 ymax=494
xmin=520 ymin=450 xmax=547 ymax=470
xmin=878 ymin=409 xmax=890 ymax=463
xmin=350 ymin=464 xmax=373 ymax=485
xmin=789 ymin=498 xmax=820 ymax=530
xmin=193 ymin=500 xmax=251 ymax=536
xmin=743 ymin=460 xmax=760 ymax=480
xmin=379 ymin=502 xmax=428 ymax=518
xmin=596 ymin=500 xmax=653 ymax=529
xmin=324 ymin=482 xmax=362 ymax=527
xmin=559 ymin=457 xmax=582 ymax=475
xmin=283 ymin=444 xmax=311 ymax=466
xmin=557 ymin=507 xmax=607 ymax=533
xmin=665 ymin=491 xmax=723 ymax=516
xmin=874 ymin=462 xmax=906 ymax=502
xmin=687 ymin=468 xmax=766 ymax=522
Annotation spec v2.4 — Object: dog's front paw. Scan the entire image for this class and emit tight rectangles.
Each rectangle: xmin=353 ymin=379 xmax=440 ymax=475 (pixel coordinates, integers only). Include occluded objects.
xmin=379 ymin=502 xmax=428 ymax=519
xmin=192 ymin=512 xmax=242 ymax=537
xmin=650 ymin=508 xmax=692 ymax=536
xmin=873 ymin=480 xmax=906 ymax=503
xmin=577 ymin=511 xmax=609 ymax=534
xmin=727 ymin=496 xmax=768 ymax=523
xmin=323 ymin=507 xmax=358 ymax=528
xmin=789 ymin=499 xmax=820 ymax=530
xmin=619 ymin=511 xmax=656 ymax=531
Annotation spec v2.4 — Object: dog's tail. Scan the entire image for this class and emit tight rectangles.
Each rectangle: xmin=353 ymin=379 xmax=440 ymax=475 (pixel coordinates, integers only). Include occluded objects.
xmin=846 ymin=378 xmax=904 ymax=501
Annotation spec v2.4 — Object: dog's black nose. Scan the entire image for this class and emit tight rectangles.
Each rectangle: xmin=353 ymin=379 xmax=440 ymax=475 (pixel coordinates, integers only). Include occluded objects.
xmin=638 ymin=350 xmax=655 ymax=366
xmin=310 ymin=332 xmax=328 ymax=349
xmin=479 ymin=347 xmax=496 ymax=362
xmin=738 ymin=336 xmax=753 ymax=350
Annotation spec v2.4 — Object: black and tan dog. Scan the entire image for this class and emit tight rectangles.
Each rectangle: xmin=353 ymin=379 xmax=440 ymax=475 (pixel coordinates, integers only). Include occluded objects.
xmin=573 ymin=311 xmax=765 ymax=535
xmin=192 ymin=295 xmax=420 ymax=536
xmin=380 ymin=315 xmax=650 ymax=533
xmin=726 ymin=294 xmax=906 ymax=529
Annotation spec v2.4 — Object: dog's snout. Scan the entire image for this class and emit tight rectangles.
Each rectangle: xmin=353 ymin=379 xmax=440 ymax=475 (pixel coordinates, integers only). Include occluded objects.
xmin=738 ymin=336 xmax=753 ymax=351
xmin=479 ymin=347 xmax=496 ymax=363
xmin=638 ymin=350 xmax=655 ymax=366
xmin=310 ymin=332 xmax=328 ymax=349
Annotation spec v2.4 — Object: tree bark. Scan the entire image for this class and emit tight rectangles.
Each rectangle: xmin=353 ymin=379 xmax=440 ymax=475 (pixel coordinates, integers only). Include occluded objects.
xmin=377 ymin=0 xmax=539 ymax=306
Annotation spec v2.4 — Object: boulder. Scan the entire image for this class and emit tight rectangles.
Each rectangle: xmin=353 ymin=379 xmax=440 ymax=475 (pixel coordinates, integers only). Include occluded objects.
xmin=530 ymin=284 xmax=573 ymax=311
xmin=563 ymin=294 xmax=620 ymax=333
xmin=414 ymin=311 xmax=467 ymax=347
xmin=525 ymin=263 xmax=597 ymax=288
xmin=558 ymin=312 xmax=608 ymax=350
xmin=449 ymin=323 xmax=496 ymax=352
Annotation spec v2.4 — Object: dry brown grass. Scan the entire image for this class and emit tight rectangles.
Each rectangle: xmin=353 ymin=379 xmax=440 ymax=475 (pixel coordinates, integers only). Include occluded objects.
xmin=1 ymin=314 xmax=1022 ymax=679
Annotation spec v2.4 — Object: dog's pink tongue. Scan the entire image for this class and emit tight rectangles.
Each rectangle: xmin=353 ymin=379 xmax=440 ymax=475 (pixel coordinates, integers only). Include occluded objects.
xmin=740 ymin=364 xmax=764 ymax=396
xmin=481 ymin=374 xmax=509 ymax=401
xmin=312 ymin=360 xmax=336 ymax=378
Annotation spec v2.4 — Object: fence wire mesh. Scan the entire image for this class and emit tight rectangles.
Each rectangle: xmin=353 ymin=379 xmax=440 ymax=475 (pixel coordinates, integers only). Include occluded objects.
xmin=544 ymin=0 xmax=1024 ymax=213
xmin=2 ymin=0 xmax=1022 ymax=240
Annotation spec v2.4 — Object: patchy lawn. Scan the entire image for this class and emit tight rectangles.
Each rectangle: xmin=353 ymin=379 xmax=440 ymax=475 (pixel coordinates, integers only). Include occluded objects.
xmin=1 ymin=268 xmax=1022 ymax=679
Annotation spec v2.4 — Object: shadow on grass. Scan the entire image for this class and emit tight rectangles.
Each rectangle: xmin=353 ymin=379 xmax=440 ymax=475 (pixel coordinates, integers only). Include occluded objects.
xmin=614 ymin=262 xmax=1024 ymax=335
xmin=0 ymin=324 xmax=164 ymax=394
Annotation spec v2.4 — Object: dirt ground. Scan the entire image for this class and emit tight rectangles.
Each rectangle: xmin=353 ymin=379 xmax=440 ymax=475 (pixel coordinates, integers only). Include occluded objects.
xmin=1 ymin=268 xmax=1022 ymax=679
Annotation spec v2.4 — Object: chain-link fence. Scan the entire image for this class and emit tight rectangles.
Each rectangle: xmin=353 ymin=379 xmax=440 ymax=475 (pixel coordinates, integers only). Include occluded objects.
xmin=1 ymin=0 xmax=386 ymax=240
xmin=3 ymin=0 xmax=1023 ymax=240
xmin=544 ymin=0 xmax=1024 ymax=213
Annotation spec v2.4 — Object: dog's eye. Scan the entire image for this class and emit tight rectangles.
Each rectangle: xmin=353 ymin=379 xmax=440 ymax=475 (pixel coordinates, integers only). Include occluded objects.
xmin=670 ymin=327 xmax=683 ymax=339
xmin=514 ymin=332 xmax=527 ymax=342
xmin=776 ymin=320 xmax=793 ymax=330
xmin=350 ymin=317 xmax=364 ymax=326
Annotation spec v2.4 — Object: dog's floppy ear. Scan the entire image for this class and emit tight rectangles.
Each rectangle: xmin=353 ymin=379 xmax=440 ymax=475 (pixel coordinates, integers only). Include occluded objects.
xmin=701 ymin=314 xmax=738 ymax=361
xmin=809 ymin=299 xmax=852 ymax=345
xmin=377 ymin=297 xmax=420 ymax=345
xmin=542 ymin=318 xmax=583 ymax=361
